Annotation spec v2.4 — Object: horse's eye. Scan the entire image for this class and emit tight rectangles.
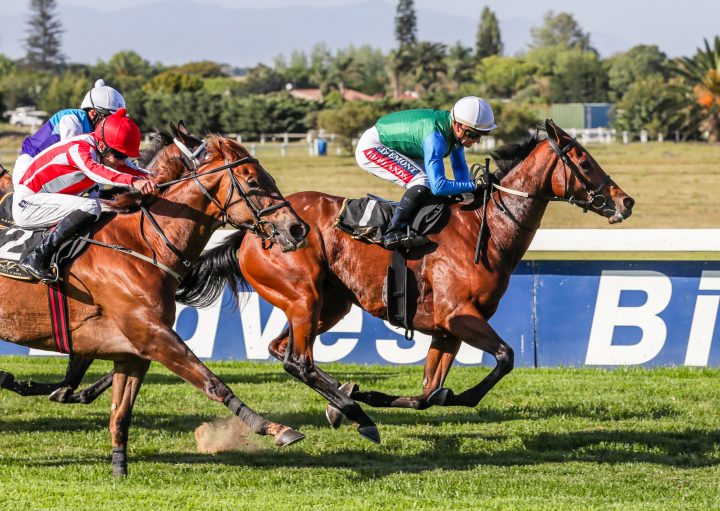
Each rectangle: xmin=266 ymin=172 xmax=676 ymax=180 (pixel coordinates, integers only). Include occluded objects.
xmin=579 ymin=160 xmax=593 ymax=172
xmin=247 ymin=179 xmax=259 ymax=189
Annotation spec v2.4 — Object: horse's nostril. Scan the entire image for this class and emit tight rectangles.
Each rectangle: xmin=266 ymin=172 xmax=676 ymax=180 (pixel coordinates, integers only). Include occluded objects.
xmin=289 ymin=223 xmax=306 ymax=241
xmin=624 ymin=197 xmax=635 ymax=210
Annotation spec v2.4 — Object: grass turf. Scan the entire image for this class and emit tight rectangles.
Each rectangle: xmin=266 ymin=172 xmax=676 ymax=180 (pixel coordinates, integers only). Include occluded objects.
xmin=1 ymin=358 xmax=718 ymax=510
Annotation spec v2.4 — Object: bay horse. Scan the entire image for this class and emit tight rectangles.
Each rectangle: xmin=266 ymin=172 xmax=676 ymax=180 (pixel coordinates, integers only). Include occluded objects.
xmin=174 ymin=120 xmax=634 ymax=443
xmin=0 ymin=127 xmax=308 ymax=475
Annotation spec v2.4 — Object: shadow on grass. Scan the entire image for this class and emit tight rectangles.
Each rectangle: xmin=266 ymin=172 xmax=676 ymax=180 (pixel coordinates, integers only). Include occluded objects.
xmin=18 ymin=428 xmax=720 ymax=476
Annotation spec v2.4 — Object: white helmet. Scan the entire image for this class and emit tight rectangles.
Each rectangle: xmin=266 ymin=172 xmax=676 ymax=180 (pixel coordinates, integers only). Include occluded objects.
xmin=80 ymin=79 xmax=126 ymax=114
xmin=451 ymin=96 xmax=497 ymax=132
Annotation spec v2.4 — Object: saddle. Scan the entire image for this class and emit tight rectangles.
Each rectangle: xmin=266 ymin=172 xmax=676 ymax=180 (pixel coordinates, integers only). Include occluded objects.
xmin=334 ymin=194 xmax=452 ymax=246
xmin=334 ymin=193 xmax=456 ymax=340
xmin=0 ymin=193 xmax=88 ymax=281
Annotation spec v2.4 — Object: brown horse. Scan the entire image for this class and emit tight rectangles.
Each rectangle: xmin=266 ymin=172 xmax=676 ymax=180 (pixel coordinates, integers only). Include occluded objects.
xmin=174 ymin=120 xmax=634 ymax=442
xmin=0 ymin=163 xmax=12 ymax=194
xmin=0 ymin=128 xmax=308 ymax=475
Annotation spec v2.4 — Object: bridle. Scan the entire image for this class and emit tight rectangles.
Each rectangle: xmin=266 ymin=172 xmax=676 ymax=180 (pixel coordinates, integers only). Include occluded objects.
xmin=157 ymin=139 xmax=291 ymax=242
xmin=491 ymin=137 xmax=613 ymax=213
xmin=472 ymin=135 xmax=614 ymax=264
xmin=83 ymin=137 xmax=293 ymax=282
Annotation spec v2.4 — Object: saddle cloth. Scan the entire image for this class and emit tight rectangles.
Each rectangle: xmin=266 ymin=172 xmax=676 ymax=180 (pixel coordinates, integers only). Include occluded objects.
xmin=334 ymin=194 xmax=450 ymax=245
xmin=0 ymin=193 xmax=88 ymax=281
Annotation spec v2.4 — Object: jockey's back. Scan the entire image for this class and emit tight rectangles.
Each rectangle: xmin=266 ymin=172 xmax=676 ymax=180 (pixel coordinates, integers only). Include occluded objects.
xmin=18 ymin=134 xmax=143 ymax=196
xmin=20 ymin=109 xmax=94 ymax=158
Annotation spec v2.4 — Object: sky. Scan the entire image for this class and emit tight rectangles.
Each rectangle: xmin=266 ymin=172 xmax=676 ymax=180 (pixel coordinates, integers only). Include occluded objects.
xmin=1 ymin=0 xmax=718 ymax=65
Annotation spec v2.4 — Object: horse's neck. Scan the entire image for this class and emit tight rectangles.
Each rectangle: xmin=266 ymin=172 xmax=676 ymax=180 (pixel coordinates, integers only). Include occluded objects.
xmin=103 ymin=185 xmax=220 ymax=276
xmin=488 ymin=151 xmax=556 ymax=262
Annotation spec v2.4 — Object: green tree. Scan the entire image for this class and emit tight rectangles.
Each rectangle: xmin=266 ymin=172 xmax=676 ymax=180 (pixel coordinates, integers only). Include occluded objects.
xmin=395 ymin=0 xmax=417 ymax=48
xmin=476 ymin=6 xmax=503 ymax=59
xmin=172 ymin=61 xmax=226 ymax=78
xmin=386 ymin=46 xmax=415 ymax=98
xmin=446 ymin=42 xmax=475 ymax=91
xmin=672 ymin=36 xmax=720 ymax=142
xmin=612 ymin=75 xmax=698 ymax=140
xmin=143 ymin=71 xmax=204 ymax=94
xmin=530 ymin=10 xmax=594 ymax=53
xmin=475 ymin=55 xmax=536 ymax=98
xmin=317 ymin=101 xmax=383 ymax=151
xmin=220 ymin=94 xmax=317 ymax=138
xmin=490 ymin=101 xmax=541 ymax=143
xmin=607 ymin=45 xmax=668 ymax=101
xmin=410 ymin=42 xmax=448 ymax=95
xmin=38 ymin=73 xmax=91 ymax=113
xmin=548 ymin=49 xmax=608 ymax=103
xmin=0 ymin=70 xmax=51 ymax=111
xmin=143 ymin=90 xmax=223 ymax=134
xmin=239 ymin=64 xmax=286 ymax=95
xmin=24 ymin=0 xmax=65 ymax=70
xmin=93 ymin=51 xmax=155 ymax=94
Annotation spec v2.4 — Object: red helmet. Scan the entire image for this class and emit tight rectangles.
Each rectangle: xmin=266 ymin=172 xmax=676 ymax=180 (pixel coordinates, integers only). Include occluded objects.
xmin=94 ymin=107 xmax=141 ymax=158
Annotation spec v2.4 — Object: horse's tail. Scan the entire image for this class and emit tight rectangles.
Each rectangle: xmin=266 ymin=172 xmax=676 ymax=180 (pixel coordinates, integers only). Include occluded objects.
xmin=176 ymin=230 xmax=249 ymax=308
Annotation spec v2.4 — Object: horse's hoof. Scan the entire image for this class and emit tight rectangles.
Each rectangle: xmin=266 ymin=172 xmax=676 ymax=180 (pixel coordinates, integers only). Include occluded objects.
xmin=0 ymin=371 xmax=13 ymax=389
xmin=49 ymin=387 xmax=72 ymax=403
xmin=325 ymin=404 xmax=343 ymax=429
xmin=324 ymin=381 xmax=358 ymax=429
xmin=427 ymin=387 xmax=451 ymax=406
xmin=358 ymin=425 xmax=381 ymax=444
xmin=275 ymin=428 xmax=305 ymax=447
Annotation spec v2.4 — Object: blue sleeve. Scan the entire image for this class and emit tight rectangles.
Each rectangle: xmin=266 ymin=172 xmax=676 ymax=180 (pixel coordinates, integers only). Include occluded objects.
xmin=449 ymin=146 xmax=471 ymax=181
xmin=422 ymin=132 xmax=476 ymax=196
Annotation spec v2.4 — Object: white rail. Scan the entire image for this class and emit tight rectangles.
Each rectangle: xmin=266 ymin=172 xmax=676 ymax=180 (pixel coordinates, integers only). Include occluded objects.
xmin=207 ymin=229 xmax=720 ymax=252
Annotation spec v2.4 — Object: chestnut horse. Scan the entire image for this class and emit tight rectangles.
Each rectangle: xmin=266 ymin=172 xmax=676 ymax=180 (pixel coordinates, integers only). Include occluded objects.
xmin=0 ymin=128 xmax=308 ymax=475
xmin=174 ymin=120 xmax=634 ymax=443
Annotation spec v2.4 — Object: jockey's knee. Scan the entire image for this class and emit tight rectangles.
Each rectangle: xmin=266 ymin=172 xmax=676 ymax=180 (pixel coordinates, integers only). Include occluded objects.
xmin=77 ymin=199 xmax=102 ymax=220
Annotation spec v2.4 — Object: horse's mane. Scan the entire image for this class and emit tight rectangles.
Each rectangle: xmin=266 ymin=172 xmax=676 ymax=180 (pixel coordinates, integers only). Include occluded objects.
xmin=103 ymin=133 xmax=240 ymax=212
xmin=490 ymin=134 xmax=542 ymax=178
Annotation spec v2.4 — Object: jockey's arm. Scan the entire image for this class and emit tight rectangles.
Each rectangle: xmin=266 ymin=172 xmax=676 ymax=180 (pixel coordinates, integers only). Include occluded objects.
xmin=449 ymin=146 xmax=472 ymax=181
xmin=67 ymin=142 xmax=138 ymax=187
xmin=422 ymin=132 xmax=476 ymax=196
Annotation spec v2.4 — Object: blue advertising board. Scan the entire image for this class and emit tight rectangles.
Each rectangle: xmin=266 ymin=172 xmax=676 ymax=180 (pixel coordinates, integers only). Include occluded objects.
xmin=3 ymin=261 xmax=720 ymax=367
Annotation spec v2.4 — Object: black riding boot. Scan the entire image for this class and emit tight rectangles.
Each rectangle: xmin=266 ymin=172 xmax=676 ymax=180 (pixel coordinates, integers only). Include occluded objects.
xmin=20 ymin=210 xmax=98 ymax=282
xmin=383 ymin=185 xmax=431 ymax=250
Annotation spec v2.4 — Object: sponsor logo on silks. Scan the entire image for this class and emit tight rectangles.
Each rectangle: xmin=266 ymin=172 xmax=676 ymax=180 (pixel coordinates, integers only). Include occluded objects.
xmin=364 ymin=146 xmax=416 ymax=183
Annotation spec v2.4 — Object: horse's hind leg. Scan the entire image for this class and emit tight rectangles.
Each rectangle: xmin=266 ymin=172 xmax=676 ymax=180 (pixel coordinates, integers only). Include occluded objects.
xmin=56 ymin=369 xmax=114 ymax=404
xmin=108 ymin=357 xmax=150 ymax=477
xmin=0 ymin=355 xmax=90 ymax=397
xmin=332 ymin=335 xmax=460 ymax=420
xmin=47 ymin=356 xmax=98 ymax=402
xmin=429 ymin=305 xmax=514 ymax=408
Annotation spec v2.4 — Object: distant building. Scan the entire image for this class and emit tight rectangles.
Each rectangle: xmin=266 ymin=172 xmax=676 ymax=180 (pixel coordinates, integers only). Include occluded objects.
xmin=289 ymin=88 xmax=382 ymax=102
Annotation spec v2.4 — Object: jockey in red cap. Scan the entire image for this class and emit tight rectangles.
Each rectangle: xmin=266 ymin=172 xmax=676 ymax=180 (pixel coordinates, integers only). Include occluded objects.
xmin=13 ymin=108 xmax=158 ymax=282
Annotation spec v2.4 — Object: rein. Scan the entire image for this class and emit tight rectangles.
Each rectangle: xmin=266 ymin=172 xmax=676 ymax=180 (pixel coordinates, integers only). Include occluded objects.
xmin=87 ymin=139 xmax=291 ymax=281
xmin=472 ymin=136 xmax=613 ymax=264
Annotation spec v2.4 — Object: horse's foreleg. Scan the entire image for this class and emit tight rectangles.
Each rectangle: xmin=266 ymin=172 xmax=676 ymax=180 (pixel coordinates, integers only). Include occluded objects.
xmin=47 ymin=356 xmax=101 ymax=403
xmin=435 ymin=307 xmax=514 ymax=407
xmin=124 ymin=318 xmax=304 ymax=448
xmin=109 ymin=358 xmax=150 ymax=477
xmin=280 ymin=309 xmax=381 ymax=444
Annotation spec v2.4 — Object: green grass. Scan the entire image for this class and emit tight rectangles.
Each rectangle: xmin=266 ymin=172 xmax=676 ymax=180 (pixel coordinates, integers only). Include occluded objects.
xmin=1 ymin=358 xmax=719 ymax=510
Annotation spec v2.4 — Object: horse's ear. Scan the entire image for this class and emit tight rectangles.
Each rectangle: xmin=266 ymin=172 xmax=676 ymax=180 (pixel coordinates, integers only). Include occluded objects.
xmin=545 ymin=119 xmax=558 ymax=140
xmin=177 ymin=120 xmax=190 ymax=136
xmin=169 ymin=123 xmax=179 ymax=139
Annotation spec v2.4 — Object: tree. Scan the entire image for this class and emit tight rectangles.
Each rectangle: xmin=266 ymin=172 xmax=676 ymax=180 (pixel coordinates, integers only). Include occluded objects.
xmin=475 ymin=55 xmax=536 ymax=98
xmin=386 ymin=46 xmax=415 ymax=98
xmin=530 ymin=10 xmax=594 ymax=53
xmin=410 ymin=42 xmax=448 ymax=95
xmin=547 ymin=49 xmax=608 ymax=103
xmin=24 ymin=0 xmax=65 ymax=70
xmin=446 ymin=42 xmax=475 ymax=91
xmin=317 ymin=101 xmax=383 ymax=151
xmin=476 ymin=6 xmax=503 ymax=59
xmin=672 ymin=36 xmax=720 ymax=142
xmin=395 ymin=0 xmax=417 ymax=49
xmin=142 ymin=71 xmax=204 ymax=94
xmin=607 ymin=45 xmax=668 ymax=101
xmin=612 ymin=75 xmax=698 ymax=140
xmin=93 ymin=51 xmax=155 ymax=93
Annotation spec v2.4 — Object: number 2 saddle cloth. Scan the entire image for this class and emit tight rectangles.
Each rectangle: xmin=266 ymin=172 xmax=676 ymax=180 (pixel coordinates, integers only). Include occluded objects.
xmin=0 ymin=193 xmax=87 ymax=281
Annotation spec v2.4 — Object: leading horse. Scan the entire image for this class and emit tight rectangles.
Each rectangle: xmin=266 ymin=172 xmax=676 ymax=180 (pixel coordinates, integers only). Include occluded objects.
xmin=175 ymin=120 xmax=634 ymax=442
xmin=0 ymin=128 xmax=308 ymax=475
